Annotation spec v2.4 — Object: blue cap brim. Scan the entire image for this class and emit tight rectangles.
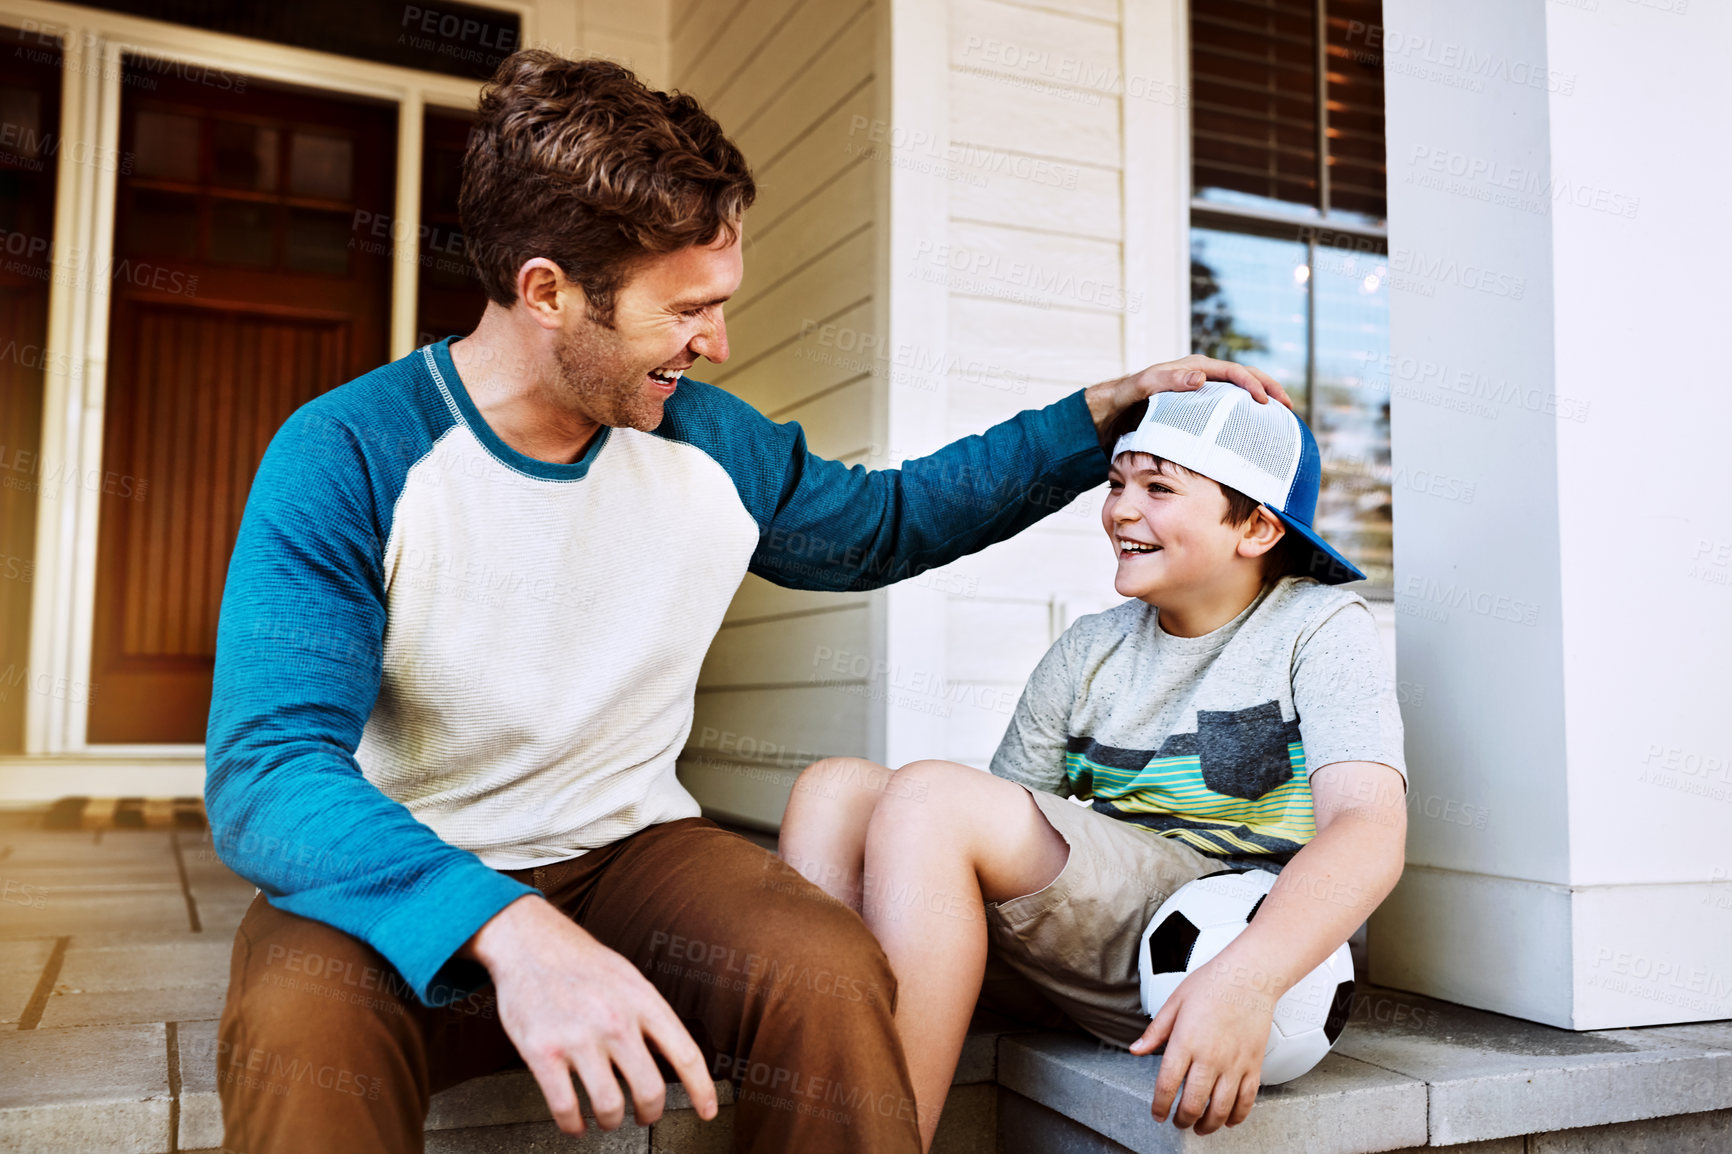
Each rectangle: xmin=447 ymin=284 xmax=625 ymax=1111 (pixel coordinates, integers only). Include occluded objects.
xmin=1271 ymin=511 xmax=1367 ymax=586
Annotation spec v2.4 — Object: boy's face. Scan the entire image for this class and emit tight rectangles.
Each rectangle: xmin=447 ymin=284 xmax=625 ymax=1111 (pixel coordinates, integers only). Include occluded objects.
xmin=1103 ymin=453 xmax=1274 ymax=604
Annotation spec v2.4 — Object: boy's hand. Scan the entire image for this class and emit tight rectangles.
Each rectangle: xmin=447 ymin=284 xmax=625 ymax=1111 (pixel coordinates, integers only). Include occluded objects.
xmin=1084 ymin=354 xmax=1293 ymax=447
xmin=1129 ymin=957 xmax=1276 ymax=1134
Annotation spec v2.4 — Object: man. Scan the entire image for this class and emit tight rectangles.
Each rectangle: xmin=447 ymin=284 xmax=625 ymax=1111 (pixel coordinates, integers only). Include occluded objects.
xmin=207 ymin=49 xmax=1287 ymax=1154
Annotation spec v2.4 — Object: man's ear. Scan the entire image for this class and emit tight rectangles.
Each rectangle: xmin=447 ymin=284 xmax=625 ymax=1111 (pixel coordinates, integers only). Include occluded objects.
xmin=1238 ymin=508 xmax=1286 ymax=559
xmin=515 ymin=258 xmax=570 ymax=331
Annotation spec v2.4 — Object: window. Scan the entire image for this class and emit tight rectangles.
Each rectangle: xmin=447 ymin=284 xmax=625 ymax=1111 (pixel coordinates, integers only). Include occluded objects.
xmin=1190 ymin=0 xmax=1391 ymax=595
xmin=415 ymin=107 xmax=490 ymax=345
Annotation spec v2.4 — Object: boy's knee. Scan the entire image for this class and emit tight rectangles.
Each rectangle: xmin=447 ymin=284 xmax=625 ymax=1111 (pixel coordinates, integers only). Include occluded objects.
xmin=877 ymin=758 xmax=972 ymax=815
xmin=793 ymin=756 xmax=893 ymax=807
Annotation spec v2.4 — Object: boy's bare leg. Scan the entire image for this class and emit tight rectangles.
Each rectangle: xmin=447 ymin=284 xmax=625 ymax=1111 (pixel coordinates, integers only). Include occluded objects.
xmin=779 ymin=756 xmax=896 ymax=910
xmin=861 ymin=760 xmax=1070 ymax=1151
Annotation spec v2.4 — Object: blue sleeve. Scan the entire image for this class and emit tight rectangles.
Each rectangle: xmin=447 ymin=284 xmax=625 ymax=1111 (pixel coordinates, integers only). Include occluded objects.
xmin=205 ymin=402 xmax=537 ymax=1008
xmin=661 ymin=382 xmax=1109 ymax=591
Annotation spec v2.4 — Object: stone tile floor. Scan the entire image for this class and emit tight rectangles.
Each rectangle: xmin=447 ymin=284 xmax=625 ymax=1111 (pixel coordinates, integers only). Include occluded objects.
xmin=0 ymin=821 xmax=1002 ymax=1154
xmin=6 ymin=822 xmax=1732 ymax=1154
xmin=1 ymin=826 xmax=247 ymax=1028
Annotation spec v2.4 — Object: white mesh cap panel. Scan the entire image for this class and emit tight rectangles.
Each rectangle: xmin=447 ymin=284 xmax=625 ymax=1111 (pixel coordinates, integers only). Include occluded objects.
xmin=1216 ymin=402 xmax=1301 ymax=490
xmin=1148 ymin=390 xmax=1222 ymax=437
xmin=1111 ymin=381 xmax=1302 ymax=510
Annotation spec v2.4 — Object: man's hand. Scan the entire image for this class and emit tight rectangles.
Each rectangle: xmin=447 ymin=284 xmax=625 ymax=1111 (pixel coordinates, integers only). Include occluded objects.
xmin=1129 ymin=956 xmax=1275 ymax=1135
xmin=466 ymin=895 xmax=719 ymax=1134
xmin=1084 ymin=354 xmax=1292 ymax=447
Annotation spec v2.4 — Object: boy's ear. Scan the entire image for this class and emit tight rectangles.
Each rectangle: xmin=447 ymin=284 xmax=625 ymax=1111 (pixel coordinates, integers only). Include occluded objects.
xmin=1237 ymin=507 xmax=1286 ymax=559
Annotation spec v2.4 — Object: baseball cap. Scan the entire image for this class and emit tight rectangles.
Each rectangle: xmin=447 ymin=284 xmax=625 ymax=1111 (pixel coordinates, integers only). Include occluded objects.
xmin=1109 ymin=382 xmax=1365 ymax=585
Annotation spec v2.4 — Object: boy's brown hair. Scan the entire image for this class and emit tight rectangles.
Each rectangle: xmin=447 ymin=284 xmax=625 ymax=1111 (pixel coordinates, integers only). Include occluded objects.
xmin=459 ymin=51 xmax=756 ymax=326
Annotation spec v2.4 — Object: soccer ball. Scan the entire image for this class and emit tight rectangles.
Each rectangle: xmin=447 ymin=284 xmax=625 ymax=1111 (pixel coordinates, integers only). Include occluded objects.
xmin=1137 ymin=868 xmax=1354 ymax=1085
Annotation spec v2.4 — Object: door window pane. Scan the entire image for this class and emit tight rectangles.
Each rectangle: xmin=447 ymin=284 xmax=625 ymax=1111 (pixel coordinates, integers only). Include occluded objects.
xmin=286 ymin=208 xmax=350 ymax=274
xmin=289 ymin=132 xmax=352 ymax=200
xmin=133 ymin=109 xmax=200 ymax=182
xmin=415 ymin=106 xmax=487 ymax=343
xmin=213 ymin=120 xmax=278 ymax=191
xmin=127 ymin=188 xmax=199 ymax=259
xmin=210 ymin=199 xmax=274 ymax=266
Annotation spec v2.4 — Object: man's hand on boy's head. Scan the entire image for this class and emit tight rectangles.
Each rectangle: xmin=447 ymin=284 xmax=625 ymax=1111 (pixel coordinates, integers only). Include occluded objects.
xmin=1129 ymin=957 xmax=1275 ymax=1135
xmin=1085 ymin=355 xmax=1292 ymax=448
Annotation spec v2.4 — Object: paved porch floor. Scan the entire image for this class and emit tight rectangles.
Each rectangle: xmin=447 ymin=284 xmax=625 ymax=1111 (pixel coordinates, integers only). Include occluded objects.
xmin=6 ymin=817 xmax=1732 ymax=1154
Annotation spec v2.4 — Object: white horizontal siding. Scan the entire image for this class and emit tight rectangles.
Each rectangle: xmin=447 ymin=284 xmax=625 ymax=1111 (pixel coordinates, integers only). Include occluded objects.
xmin=713 ymin=295 xmax=873 ymax=416
xmin=674 ymin=0 xmax=880 ymax=823
xmin=725 ymin=573 xmax=869 ymax=625
xmin=699 ymin=604 xmax=870 ymax=688
xmin=771 ymin=376 xmax=874 ymax=456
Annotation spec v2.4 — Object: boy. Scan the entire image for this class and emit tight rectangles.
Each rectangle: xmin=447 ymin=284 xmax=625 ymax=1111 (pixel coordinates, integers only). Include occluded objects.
xmin=779 ymin=382 xmax=1408 ymax=1148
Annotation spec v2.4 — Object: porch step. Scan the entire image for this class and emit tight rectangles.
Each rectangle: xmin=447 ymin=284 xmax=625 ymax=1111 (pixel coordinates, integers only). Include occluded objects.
xmin=38 ymin=796 xmax=208 ymax=832
xmin=993 ymin=988 xmax=1732 ymax=1154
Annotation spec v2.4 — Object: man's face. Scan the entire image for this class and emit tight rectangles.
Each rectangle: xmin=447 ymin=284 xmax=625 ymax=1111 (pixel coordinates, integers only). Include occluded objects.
xmin=1102 ymin=453 xmax=1259 ymax=603
xmin=552 ymin=229 xmax=743 ymax=430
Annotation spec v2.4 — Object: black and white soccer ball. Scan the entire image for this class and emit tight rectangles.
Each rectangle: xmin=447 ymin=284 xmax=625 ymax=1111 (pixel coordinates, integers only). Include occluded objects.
xmin=1138 ymin=868 xmax=1354 ymax=1085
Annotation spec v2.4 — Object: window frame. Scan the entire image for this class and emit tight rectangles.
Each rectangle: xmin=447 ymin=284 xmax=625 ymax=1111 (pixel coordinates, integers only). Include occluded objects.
xmin=1187 ymin=0 xmax=1393 ymax=596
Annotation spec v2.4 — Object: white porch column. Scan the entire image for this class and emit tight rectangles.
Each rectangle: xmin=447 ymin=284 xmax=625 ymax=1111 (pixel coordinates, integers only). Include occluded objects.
xmin=1370 ymin=0 xmax=1732 ymax=1028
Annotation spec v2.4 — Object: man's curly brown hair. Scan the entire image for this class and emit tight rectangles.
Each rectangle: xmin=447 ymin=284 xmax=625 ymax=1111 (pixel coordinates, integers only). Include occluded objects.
xmin=459 ymin=51 xmax=756 ymax=327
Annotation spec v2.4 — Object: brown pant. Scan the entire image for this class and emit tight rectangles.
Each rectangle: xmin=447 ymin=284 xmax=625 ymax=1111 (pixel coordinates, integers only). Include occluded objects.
xmin=216 ymin=817 xmax=921 ymax=1154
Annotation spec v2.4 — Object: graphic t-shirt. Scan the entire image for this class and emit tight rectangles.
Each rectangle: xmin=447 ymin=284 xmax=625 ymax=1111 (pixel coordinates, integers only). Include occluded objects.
xmin=990 ymin=576 xmax=1406 ymax=861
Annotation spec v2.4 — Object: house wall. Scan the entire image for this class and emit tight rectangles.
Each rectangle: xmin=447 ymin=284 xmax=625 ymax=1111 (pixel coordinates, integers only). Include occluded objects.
xmin=1372 ymin=0 xmax=1732 ymax=1029
xmin=667 ymin=0 xmax=882 ymax=825
xmin=881 ymin=0 xmax=1192 ymax=770
xmin=918 ymin=0 xmax=1129 ymax=769
xmin=666 ymin=0 xmax=1195 ymax=826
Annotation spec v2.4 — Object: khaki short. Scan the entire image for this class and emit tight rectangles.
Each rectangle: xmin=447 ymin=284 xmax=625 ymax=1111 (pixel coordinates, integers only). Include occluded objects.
xmin=983 ymin=786 xmax=1243 ymax=1048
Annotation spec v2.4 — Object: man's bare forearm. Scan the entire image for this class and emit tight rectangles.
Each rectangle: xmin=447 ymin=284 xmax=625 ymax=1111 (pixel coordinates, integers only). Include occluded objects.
xmin=457 ymin=893 xmax=557 ymax=965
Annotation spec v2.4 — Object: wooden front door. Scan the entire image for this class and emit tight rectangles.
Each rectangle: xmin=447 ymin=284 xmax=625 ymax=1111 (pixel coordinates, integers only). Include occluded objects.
xmin=86 ymin=61 xmax=396 ymax=744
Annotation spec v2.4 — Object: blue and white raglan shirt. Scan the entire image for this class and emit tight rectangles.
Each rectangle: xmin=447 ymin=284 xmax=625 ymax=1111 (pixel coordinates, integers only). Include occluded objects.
xmin=206 ymin=336 xmax=1108 ymax=1007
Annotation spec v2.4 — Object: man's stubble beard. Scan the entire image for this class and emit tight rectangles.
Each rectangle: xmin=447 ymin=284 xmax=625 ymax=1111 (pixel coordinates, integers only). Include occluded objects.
xmin=552 ymin=318 xmax=669 ymax=432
